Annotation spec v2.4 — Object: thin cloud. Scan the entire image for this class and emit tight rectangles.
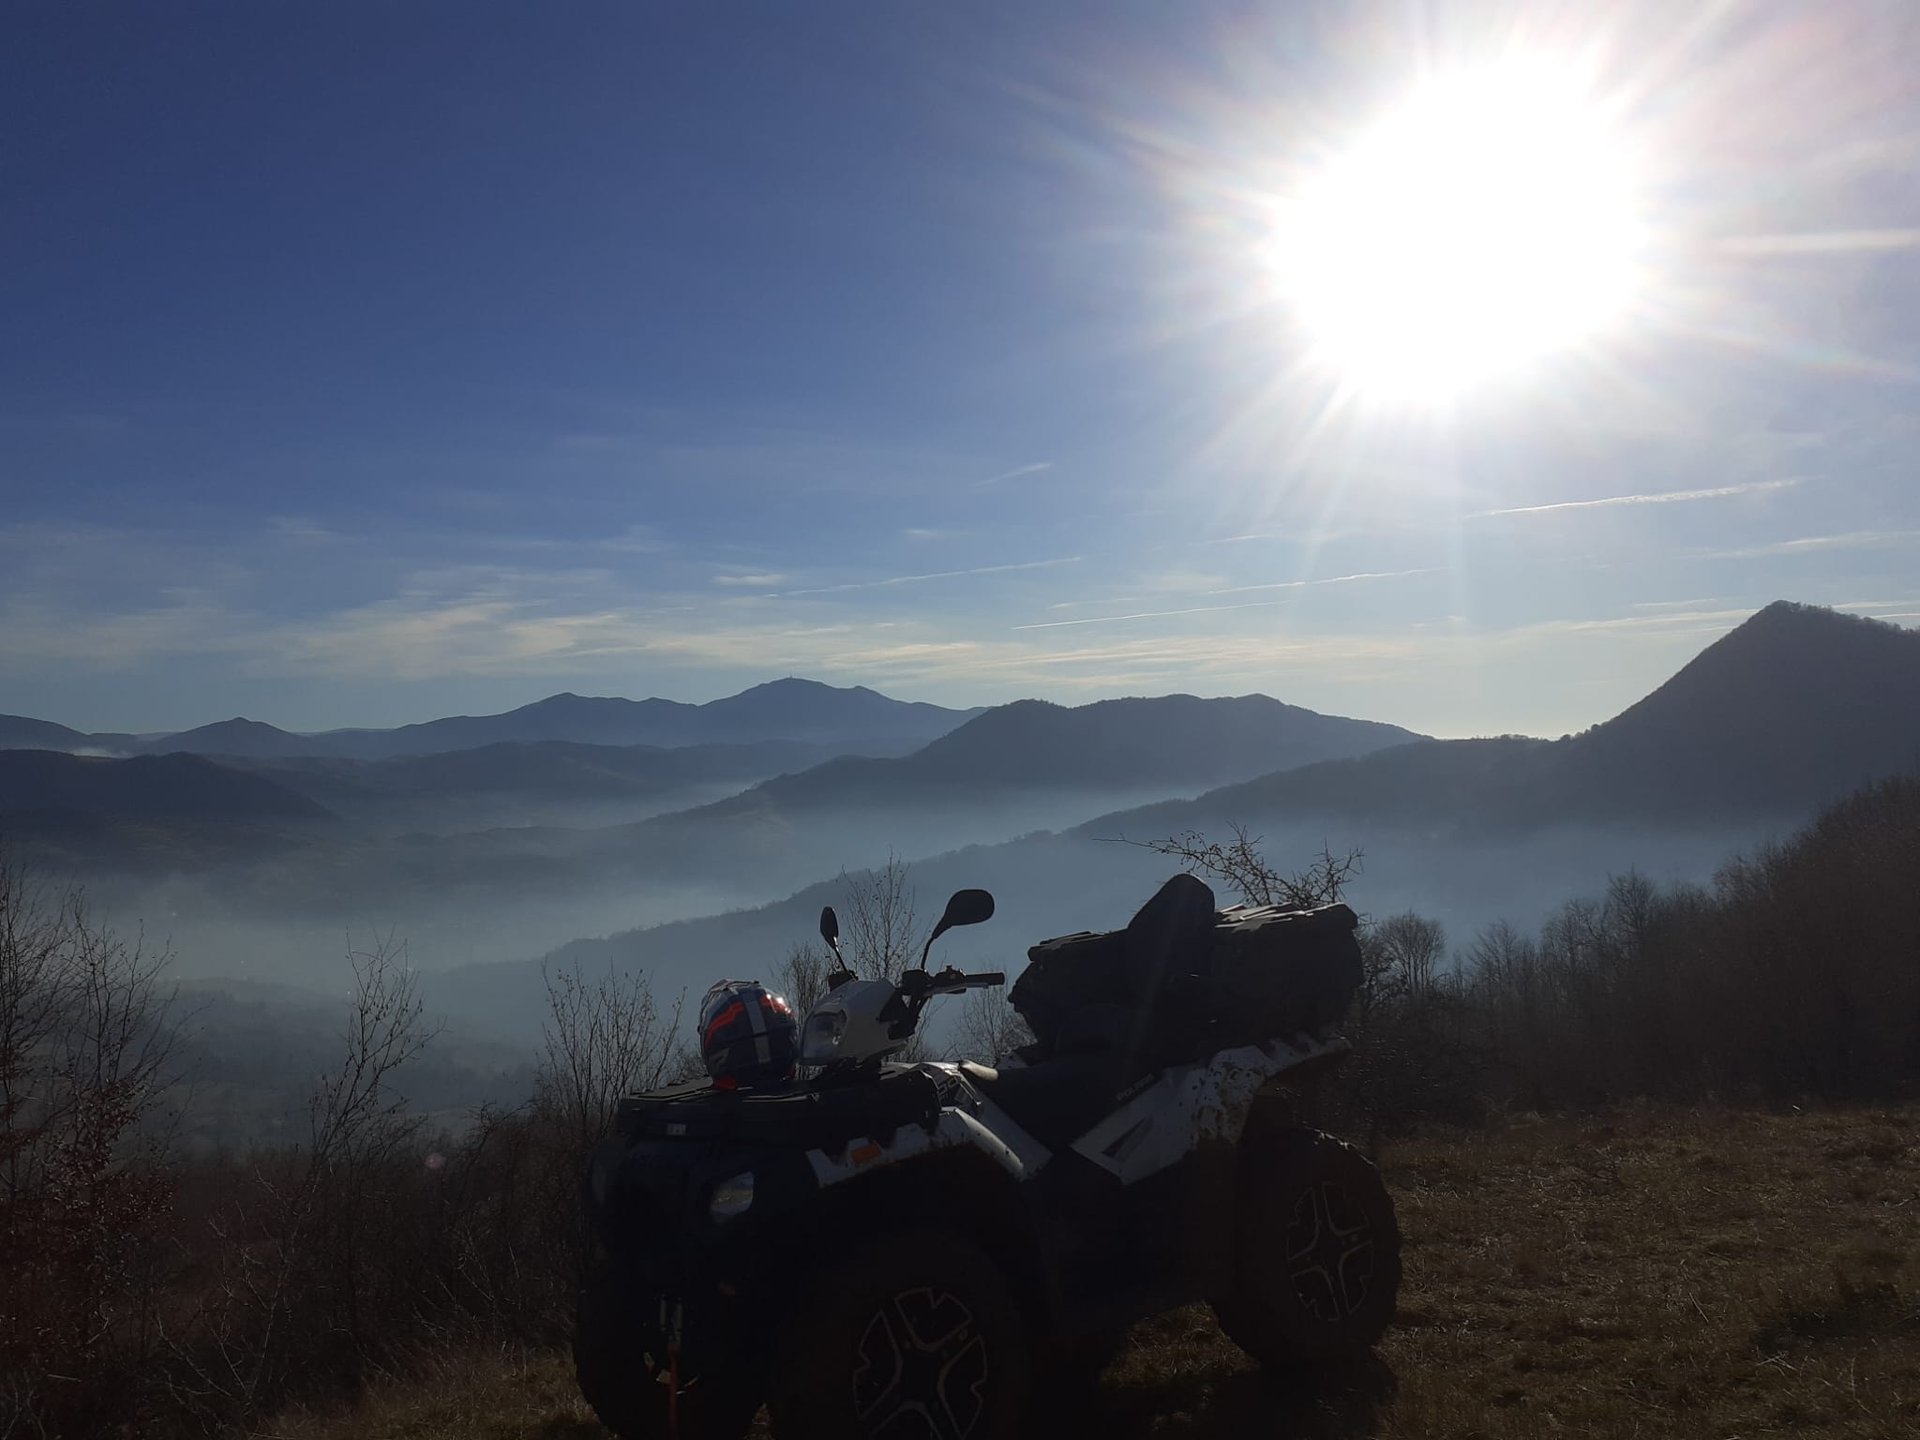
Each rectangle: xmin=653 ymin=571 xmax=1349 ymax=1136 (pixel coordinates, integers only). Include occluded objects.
xmin=1692 ymin=530 xmax=1920 ymax=561
xmin=1834 ymin=597 xmax=1920 ymax=613
xmin=972 ymin=461 xmax=1053 ymax=488
xmin=1475 ymin=478 xmax=1803 ymax=518
xmin=1206 ymin=567 xmax=1446 ymax=597
xmin=767 ymin=556 xmax=1081 ymax=597
xmin=1632 ymin=596 xmax=1732 ymax=611
xmin=1718 ymin=229 xmax=1920 ymax=256
xmin=1019 ymin=567 xmax=1445 ymax=629
xmin=712 ymin=572 xmax=788 ymax=587
xmin=1014 ymin=598 xmax=1315 ymax=631
xmin=1517 ymin=607 xmax=1755 ymax=638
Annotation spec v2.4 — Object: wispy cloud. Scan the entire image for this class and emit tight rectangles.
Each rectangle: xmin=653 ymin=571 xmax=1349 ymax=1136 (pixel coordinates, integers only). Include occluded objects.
xmin=767 ymin=556 xmax=1081 ymax=597
xmin=1512 ymin=607 xmax=1755 ymax=638
xmin=1013 ymin=599 xmax=1313 ymax=631
xmin=1631 ymin=596 xmax=1733 ymax=611
xmin=712 ymin=572 xmax=788 ymax=587
xmin=1205 ymin=567 xmax=1446 ymax=597
xmin=1474 ymin=478 xmax=1804 ymax=518
xmin=1016 ymin=568 xmax=1445 ymax=630
xmin=0 ymin=597 xmax=246 ymax=671
xmin=1834 ymin=597 xmax=1920 ymax=613
xmin=1690 ymin=530 xmax=1920 ymax=561
xmin=1718 ymin=229 xmax=1920 ymax=256
xmin=972 ymin=461 xmax=1053 ymax=488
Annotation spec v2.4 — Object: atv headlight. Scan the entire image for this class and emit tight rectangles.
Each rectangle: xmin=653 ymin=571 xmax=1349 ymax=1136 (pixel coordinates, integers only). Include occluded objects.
xmin=799 ymin=1009 xmax=847 ymax=1065
xmin=708 ymin=1171 xmax=754 ymax=1222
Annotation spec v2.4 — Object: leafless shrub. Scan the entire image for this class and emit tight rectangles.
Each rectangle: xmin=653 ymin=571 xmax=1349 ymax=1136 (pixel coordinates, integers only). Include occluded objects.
xmin=948 ymin=986 xmax=1033 ymax=1063
xmin=841 ymin=853 xmax=919 ymax=984
xmin=173 ymin=933 xmax=435 ymax=1421
xmin=0 ymin=850 xmax=179 ymax=1438
xmin=775 ymin=939 xmax=835 ymax=1021
xmin=1114 ymin=824 xmax=1362 ymax=910
xmin=536 ymin=961 xmax=685 ymax=1158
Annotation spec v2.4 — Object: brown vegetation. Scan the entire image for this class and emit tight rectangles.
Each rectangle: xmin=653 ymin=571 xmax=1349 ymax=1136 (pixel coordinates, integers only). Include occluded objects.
xmin=267 ymin=1104 xmax=1920 ymax=1440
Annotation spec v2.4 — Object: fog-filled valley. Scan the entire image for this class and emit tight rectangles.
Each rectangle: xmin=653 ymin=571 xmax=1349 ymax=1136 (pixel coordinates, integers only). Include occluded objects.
xmin=5 ymin=602 xmax=1916 ymax=1075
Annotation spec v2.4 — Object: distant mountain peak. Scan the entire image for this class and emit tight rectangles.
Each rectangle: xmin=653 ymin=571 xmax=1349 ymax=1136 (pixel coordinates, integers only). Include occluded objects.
xmin=1620 ymin=600 xmax=1913 ymax=708
xmin=737 ymin=676 xmax=841 ymax=693
xmin=1555 ymin=598 xmax=1920 ymax=815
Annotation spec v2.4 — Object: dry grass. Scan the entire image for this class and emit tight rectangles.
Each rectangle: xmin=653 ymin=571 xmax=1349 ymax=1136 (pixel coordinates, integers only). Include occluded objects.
xmin=258 ymin=1349 xmax=604 ymax=1440
xmin=271 ymin=1105 xmax=1920 ymax=1439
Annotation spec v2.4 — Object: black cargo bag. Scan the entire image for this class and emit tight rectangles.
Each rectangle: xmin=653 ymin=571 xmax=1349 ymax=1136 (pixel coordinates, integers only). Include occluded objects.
xmin=1011 ymin=877 xmax=1363 ymax=1060
xmin=1207 ymin=901 xmax=1362 ymax=1042
xmin=1011 ymin=874 xmax=1218 ymax=1056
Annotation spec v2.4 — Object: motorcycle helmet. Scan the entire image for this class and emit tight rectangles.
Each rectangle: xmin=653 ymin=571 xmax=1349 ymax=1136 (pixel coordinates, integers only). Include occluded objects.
xmin=698 ymin=979 xmax=798 ymax=1088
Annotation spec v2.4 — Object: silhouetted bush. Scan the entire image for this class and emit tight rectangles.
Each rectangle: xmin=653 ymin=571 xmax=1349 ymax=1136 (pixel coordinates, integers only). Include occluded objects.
xmin=1465 ymin=774 xmax=1920 ymax=1109
xmin=0 ymin=856 xmax=179 ymax=1437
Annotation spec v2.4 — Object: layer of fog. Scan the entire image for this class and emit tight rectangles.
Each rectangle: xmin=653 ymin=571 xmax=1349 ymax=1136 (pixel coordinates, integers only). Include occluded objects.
xmin=77 ymin=784 xmax=1204 ymax=994
xmin=425 ymin=812 xmax=1792 ymax=1044
xmin=110 ymin=802 xmax=1799 ymax=1147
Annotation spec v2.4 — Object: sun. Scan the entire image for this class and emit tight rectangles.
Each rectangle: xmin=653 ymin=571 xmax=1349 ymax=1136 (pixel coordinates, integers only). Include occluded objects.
xmin=1266 ymin=67 xmax=1645 ymax=403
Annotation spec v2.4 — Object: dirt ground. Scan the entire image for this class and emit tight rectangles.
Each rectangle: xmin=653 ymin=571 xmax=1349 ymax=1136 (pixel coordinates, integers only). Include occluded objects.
xmin=267 ymin=1105 xmax=1920 ymax=1440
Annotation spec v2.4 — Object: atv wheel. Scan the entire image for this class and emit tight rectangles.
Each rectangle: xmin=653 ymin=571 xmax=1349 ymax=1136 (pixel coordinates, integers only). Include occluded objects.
xmin=573 ymin=1262 xmax=760 ymax=1440
xmin=770 ymin=1230 xmax=1030 ymax=1440
xmin=1211 ymin=1127 xmax=1400 ymax=1368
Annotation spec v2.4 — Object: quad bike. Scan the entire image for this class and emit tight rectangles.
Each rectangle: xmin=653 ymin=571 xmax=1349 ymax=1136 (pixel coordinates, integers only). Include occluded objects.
xmin=575 ymin=874 xmax=1400 ymax=1439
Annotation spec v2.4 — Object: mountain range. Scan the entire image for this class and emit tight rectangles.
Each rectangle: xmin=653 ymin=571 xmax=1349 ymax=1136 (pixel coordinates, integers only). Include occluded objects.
xmin=665 ymin=693 xmax=1423 ymax=824
xmin=425 ymin=602 xmax=1920 ymax=1034
xmin=0 ymin=678 xmax=983 ymax=761
xmin=0 ymin=685 xmax=1420 ymax=839
xmin=4 ymin=599 xmax=1916 ymax=1029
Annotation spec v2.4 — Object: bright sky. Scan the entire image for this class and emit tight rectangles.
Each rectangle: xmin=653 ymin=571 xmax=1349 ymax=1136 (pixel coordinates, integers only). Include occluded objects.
xmin=5 ymin=0 xmax=1919 ymax=738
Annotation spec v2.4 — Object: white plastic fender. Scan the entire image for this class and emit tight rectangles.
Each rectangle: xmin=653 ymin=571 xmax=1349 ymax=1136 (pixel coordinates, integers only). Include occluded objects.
xmin=805 ymin=1105 xmax=1038 ymax=1190
xmin=1069 ymin=1034 xmax=1349 ymax=1185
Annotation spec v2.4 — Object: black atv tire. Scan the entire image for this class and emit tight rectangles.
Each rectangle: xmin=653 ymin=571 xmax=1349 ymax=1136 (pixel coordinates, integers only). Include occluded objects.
xmin=573 ymin=1262 xmax=761 ymax=1440
xmin=769 ymin=1229 xmax=1031 ymax=1440
xmin=1211 ymin=1127 xmax=1400 ymax=1369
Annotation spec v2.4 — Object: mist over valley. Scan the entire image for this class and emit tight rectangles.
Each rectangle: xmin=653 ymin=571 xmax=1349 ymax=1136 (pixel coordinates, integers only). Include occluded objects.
xmin=6 ymin=602 xmax=1912 ymax=1057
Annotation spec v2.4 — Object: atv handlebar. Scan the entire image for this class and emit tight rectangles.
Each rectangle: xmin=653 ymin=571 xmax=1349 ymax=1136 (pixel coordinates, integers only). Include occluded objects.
xmin=900 ymin=966 xmax=1005 ymax=997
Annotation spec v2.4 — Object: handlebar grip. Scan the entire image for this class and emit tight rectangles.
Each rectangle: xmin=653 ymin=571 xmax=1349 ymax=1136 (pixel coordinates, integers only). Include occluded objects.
xmin=970 ymin=972 xmax=1006 ymax=987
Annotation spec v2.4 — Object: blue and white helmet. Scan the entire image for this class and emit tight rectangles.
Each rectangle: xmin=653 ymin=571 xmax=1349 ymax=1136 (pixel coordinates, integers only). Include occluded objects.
xmin=698 ymin=979 xmax=798 ymax=1088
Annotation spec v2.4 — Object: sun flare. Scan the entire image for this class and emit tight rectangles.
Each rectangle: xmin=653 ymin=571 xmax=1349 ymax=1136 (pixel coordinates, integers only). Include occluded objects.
xmin=1267 ymin=67 xmax=1645 ymax=403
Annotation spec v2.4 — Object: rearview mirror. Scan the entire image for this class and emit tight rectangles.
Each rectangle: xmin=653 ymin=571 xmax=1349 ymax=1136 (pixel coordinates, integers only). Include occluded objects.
xmin=922 ymin=888 xmax=995 ymax=961
xmin=940 ymin=888 xmax=995 ymax=931
xmin=819 ymin=905 xmax=840 ymax=951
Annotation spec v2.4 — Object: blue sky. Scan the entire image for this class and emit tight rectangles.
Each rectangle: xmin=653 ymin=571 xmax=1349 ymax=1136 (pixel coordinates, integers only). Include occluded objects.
xmin=5 ymin=0 xmax=1918 ymax=739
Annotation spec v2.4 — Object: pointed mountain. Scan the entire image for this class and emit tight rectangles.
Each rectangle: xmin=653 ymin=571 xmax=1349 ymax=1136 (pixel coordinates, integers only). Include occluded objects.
xmin=1564 ymin=602 xmax=1920 ymax=815
xmin=1084 ymin=602 xmax=1920 ymax=836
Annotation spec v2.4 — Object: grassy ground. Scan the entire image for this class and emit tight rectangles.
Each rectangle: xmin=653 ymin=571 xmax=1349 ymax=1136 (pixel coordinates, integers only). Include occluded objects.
xmin=265 ymin=1105 xmax=1920 ymax=1439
